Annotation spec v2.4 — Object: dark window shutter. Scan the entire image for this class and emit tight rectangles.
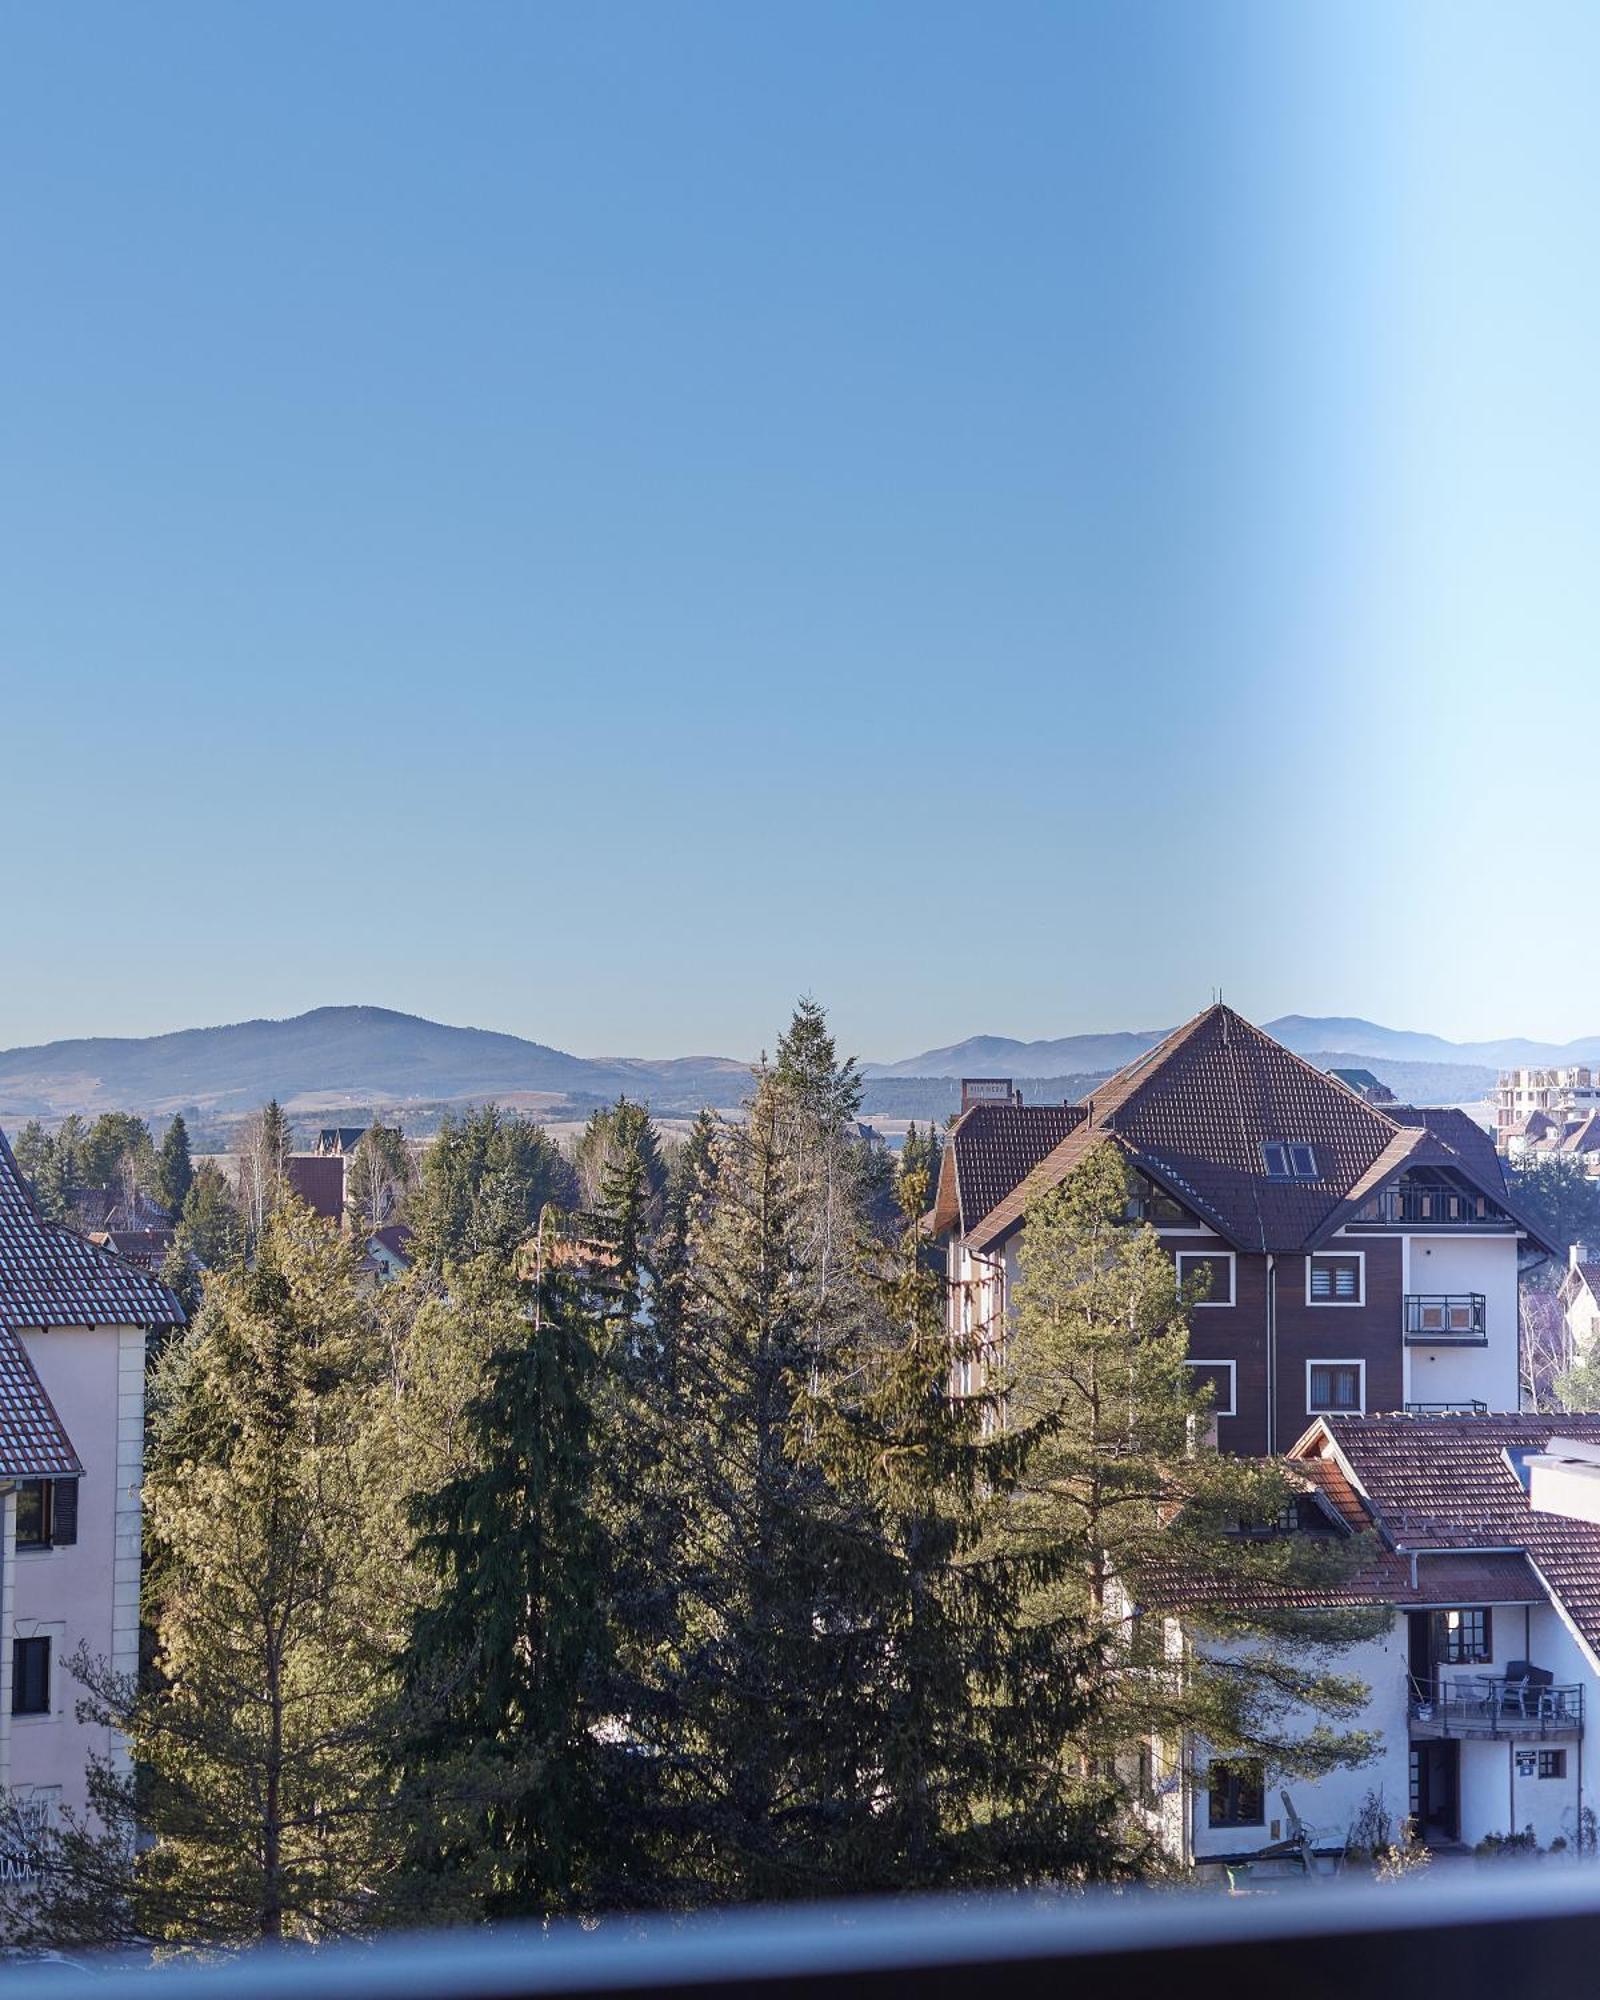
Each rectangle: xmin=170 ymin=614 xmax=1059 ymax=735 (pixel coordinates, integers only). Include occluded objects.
xmin=51 ymin=1480 xmax=77 ymax=1547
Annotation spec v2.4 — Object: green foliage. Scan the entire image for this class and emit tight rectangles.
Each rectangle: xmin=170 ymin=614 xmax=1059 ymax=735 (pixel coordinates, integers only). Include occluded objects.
xmin=78 ymin=1113 xmax=156 ymax=1201
xmin=29 ymin=1204 xmax=399 ymax=1947
xmin=398 ymin=1260 xmax=610 ymax=1919
xmin=1004 ymin=1148 xmax=1384 ymax=1797
xmin=571 ymin=1098 xmax=666 ymax=1216
xmin=158 ymin=1242 xmax=202 ymax=1323
xmin=156 ymin=1114 xmax=195 ymax=1216
xmin=13 ymin=1116 xmax=84 ymax=1222
xmin=177 ymin=1161 xmax=244 ymax=1269
xmin=1505 ymin=1153 xmax=1600 ymax=1257
xmin=407 ymin=1106 xmax=578 ymax=1270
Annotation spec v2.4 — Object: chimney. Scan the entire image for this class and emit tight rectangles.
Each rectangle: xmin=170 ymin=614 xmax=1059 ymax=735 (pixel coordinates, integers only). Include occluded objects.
xmin=960 ymin=1079 xmax=1017 ymax=1112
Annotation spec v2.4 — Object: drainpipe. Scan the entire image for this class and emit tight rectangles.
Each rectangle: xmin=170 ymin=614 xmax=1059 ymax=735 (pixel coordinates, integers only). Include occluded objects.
xmin=0 ymin=1484 xmax=15 ymax=1799
xmin=1266 ymin=1255 xmax=1278 ymax=1455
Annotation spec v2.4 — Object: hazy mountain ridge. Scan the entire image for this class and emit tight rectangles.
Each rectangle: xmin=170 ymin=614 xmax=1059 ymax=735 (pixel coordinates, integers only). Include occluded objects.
xmin=0 ymin=1006 xmax=1526 ymax=1130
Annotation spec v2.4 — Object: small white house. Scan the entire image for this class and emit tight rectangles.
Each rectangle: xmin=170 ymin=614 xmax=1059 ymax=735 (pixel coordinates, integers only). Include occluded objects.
xmin=0 ymin=1132 xmax=184 ymax=1854
xmin=1148 ymin=1413 xmax=1600 ymax=1874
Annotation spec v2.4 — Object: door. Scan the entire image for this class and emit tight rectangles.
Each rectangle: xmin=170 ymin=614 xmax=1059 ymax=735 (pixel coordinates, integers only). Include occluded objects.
xmin=1410 ymin=1741 xmax=1459 ymax=1842
xmin=1408 ymin=1611 xmax=1436 ymax=1702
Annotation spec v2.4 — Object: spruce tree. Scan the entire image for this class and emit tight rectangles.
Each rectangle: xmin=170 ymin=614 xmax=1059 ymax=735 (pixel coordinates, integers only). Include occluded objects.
xmin=399 ymin=1258 xmax=609 ymax=1919
xmin=407 ymin=1106 xmax=577 ymax=1271
xmin=345 ymin=1120 xmax=412 ymax=1236
xmin=802 ymin=1150 xmax=1124 ymax=1889
xmin=156 ymin=1114 xmax=195 ymax=1217
xmin=177 ymin=1161 xmax=245 ymax=1269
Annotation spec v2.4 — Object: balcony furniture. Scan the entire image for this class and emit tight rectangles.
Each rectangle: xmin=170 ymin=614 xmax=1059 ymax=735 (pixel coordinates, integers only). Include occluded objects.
xmin=1403 ymin=1295 xmax=1488 ymax=1345
xmin=1409 ymin=1675 xmax=1581 ymax=1739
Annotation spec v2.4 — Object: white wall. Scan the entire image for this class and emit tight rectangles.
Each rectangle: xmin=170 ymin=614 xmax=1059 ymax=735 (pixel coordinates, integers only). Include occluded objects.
xmin=1401 ymin=1235 xmax=1521 ymax=1411
xmin=1187 ymin=1623 xmax=1410 ymax=1863
xmin=9 ymin=1324 xmax=142 ymax=1821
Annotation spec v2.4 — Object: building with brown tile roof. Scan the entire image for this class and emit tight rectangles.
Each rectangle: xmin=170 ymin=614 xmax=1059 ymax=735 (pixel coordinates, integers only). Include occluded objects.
xmin=1147 ymin=1411 xmax=1600 ymax=1873
xmin=934 ymin=1006 xmax=1551 ymax=1456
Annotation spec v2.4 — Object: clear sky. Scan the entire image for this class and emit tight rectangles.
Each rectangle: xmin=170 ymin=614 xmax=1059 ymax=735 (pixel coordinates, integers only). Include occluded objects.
xmin=4 ymin=2 xmax=1598 ymax=1063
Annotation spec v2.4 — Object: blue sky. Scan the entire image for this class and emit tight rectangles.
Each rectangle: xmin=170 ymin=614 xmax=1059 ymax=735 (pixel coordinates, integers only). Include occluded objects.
xmin=3 ymin=2 xmax=1597 ymax=1062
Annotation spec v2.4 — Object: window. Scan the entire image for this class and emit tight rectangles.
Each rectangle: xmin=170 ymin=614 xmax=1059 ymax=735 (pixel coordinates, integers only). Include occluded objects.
xmin=12 ymin=1638 xmax=48 ymax=1717
xmin=1184 ymin=1360 xmax=1236 ymax=1418
xmin=1262 ymin=1143 xmax=1318 ymax=1181
xmin=14 ymin=1483 xmax=47 ymax=1550
xmin=1436 ymin=1607 xmax=1491 ymax=1665
xmin=13 ymin=1479 xmax=77 ymax=1552
xmin=1539 ymin=1750 xmax=1566 ymax=1779
xmin=1307 ymin=1360 xmax=1364 ymax=1413
xmin=1176 ymin=1252 xmax=1235 ymax=1307
xmin=1208 ymin=1758 xmax=1265 ymax=1829
xmin=1308 ymin=1253 xmax=1364 ymax=1305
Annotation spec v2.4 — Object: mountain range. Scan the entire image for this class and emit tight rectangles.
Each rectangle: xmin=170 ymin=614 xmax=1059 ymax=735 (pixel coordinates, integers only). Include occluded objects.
xmin=0 ymin=1005 xmax=1560 ymax=1134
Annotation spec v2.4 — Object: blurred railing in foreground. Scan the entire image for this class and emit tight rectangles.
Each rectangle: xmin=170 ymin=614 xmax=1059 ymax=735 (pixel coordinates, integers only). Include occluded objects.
xmin=11 ymin=1867 xmax=1600 ymax=2000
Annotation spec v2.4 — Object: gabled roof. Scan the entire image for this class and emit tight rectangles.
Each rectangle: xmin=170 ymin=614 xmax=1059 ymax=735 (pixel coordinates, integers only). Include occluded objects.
xmin=1561 ymin=1112 xmax=1600 ymax=1157
xmin=960 ymin=1006 xmax=1555 ymax=1257
xmin=1300 ymin=1413 xmax=1600 ymax=1663
xmin=0 ymin=1324 xmax=82 ymax=1480
xmin=931 ymin=1101 xmax=1085 ymax=1237
xmin=0 ymin=1131 xmax=184 ymax=1329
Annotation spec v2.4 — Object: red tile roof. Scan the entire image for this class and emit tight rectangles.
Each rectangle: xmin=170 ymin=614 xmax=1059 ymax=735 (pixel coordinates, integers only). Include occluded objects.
xmin=0 ymin=1131 xmax=184 ymax=1329
xmin=0 ymin=1325 xmax=81 ymax=1479
xmin=962 ymin=1006 xmax=1553 ymax=1258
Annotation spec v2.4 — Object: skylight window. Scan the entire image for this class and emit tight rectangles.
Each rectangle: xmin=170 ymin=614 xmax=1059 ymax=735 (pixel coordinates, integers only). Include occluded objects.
xmin=1262 ymin=1142 xmax=1319 ymax=1181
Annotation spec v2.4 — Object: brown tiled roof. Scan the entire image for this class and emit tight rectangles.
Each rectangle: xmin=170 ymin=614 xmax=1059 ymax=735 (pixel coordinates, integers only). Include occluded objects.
xmin=1140 ymin=1446 xmax=1548 ymax=1617
xmin=1306 ymin=1413 xmax=1600 ymax=1659
xmin=1560 ymin=1112 xmax=1600 ymax=1157
xmin=0 ymin=1325 xmax=81 ymax=1479
xmin=0 ymin=1131 xmax=184 ymax=1329
xmin=964 ymin=1007 xmax=1556 ymax=1258
xmin=932 ymin=1102 xmax=1085 ymax=1236
xmin=286 ymin=1154 xmax=345 ymax=1226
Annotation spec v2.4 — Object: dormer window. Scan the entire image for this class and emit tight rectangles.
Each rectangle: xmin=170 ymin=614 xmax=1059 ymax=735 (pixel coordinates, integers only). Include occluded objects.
xmin=1262 ymin=1142 xmax=1319 ymax=1180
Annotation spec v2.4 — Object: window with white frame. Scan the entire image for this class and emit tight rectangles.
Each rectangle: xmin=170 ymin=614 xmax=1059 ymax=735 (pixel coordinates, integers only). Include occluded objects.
xmin=1176 ymin=1251 xmax=1235 ymax=1307
xmin=1184 ymin=1359 xmax=1237 ymax=1417
xmin=1307 ymin=1359 xmax=1364 ymax=1414
xmin=1307 ymin=1252 xmax=1364 ymax=1305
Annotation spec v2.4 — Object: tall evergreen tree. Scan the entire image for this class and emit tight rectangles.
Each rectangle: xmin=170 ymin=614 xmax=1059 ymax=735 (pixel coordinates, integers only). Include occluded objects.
xmin=407 ymin=1106 xmax=577 ymax=1271
xmin=156 ymin=1114 xmax=195 ymax=1217
xmin=29 ymin=1203 xmax=397 ymax=1946
xmin=399 ymin=1258 xmax=609 ymax=1919
xmin=79 ymin=1113 xmax=156 ymax=1202
xmin=803 ymin=1148 xmax=1125 ymax=1888
xmin=177 ymin=1161 xmax=245 ymax=1269
xmin=236 ymin=1100 xmax=293 ymax=1247
xmin=571 ymin=1098 xmax=667 ymax=1217
xmin=1003 ymin=1148 xmax=1383 ymax=1810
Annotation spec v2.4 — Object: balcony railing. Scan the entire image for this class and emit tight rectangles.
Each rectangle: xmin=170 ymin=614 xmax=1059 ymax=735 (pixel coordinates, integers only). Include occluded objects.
xmin=1404 ymin=1400 xmax=1488 ymax=1415
xmin=1404 ymin=1294 xmax=1487 ymax=1345
xmin=1409 ymin=1678 xmax=1584 ymax=1739
xmin=1356 ymin=1186 xmax=1505 ymax=1227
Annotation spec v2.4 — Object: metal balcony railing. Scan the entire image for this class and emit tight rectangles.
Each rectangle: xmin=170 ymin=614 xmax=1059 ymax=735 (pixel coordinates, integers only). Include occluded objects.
xmin=1404 ymin=1294 xmax=1487 ymax=1345
xmin=1357 ymin=1186 xmax=1504 ymax=1226
xmin=28 ymin=1871 xmax=1600 ymax=2000
xmin=1409 ymin=1677 xmax=1584 ymax=1738
xmin=1404 ymin=1400 xmax=1488 ymax=1415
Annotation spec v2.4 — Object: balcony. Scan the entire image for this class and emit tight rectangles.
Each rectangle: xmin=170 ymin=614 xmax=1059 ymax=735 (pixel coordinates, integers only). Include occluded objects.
xmin=1356 ymin=1185 xmax=1506 ymax=1227
xmin=1404 ymin=1294 xmax=1487 ymax=1345
xmin=1405 ymin=1400 xmax=1488 ymax=1415
xmin=1409 ymin=1676 xmax=1583 ymax=1740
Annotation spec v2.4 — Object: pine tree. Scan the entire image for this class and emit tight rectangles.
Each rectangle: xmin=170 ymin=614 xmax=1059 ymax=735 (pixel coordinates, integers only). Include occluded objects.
xmin=79 ymin=1113 xmax=156 ymax=1204
xmin=30 ymin=1203 xmax=398 ymax=1946
xmin=1003 ymin=1148 xmax=1383 ymax=1814
xmin=156 ymin=1114 xmax=195 ymax=1217
xmin=398 ymin=1258 xmax=609 ymax=1919
xmin=571 ymin=1098 xmax=667 ymax=1217
xmin=407 ymin=1106 xmax=577 ymax=1271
